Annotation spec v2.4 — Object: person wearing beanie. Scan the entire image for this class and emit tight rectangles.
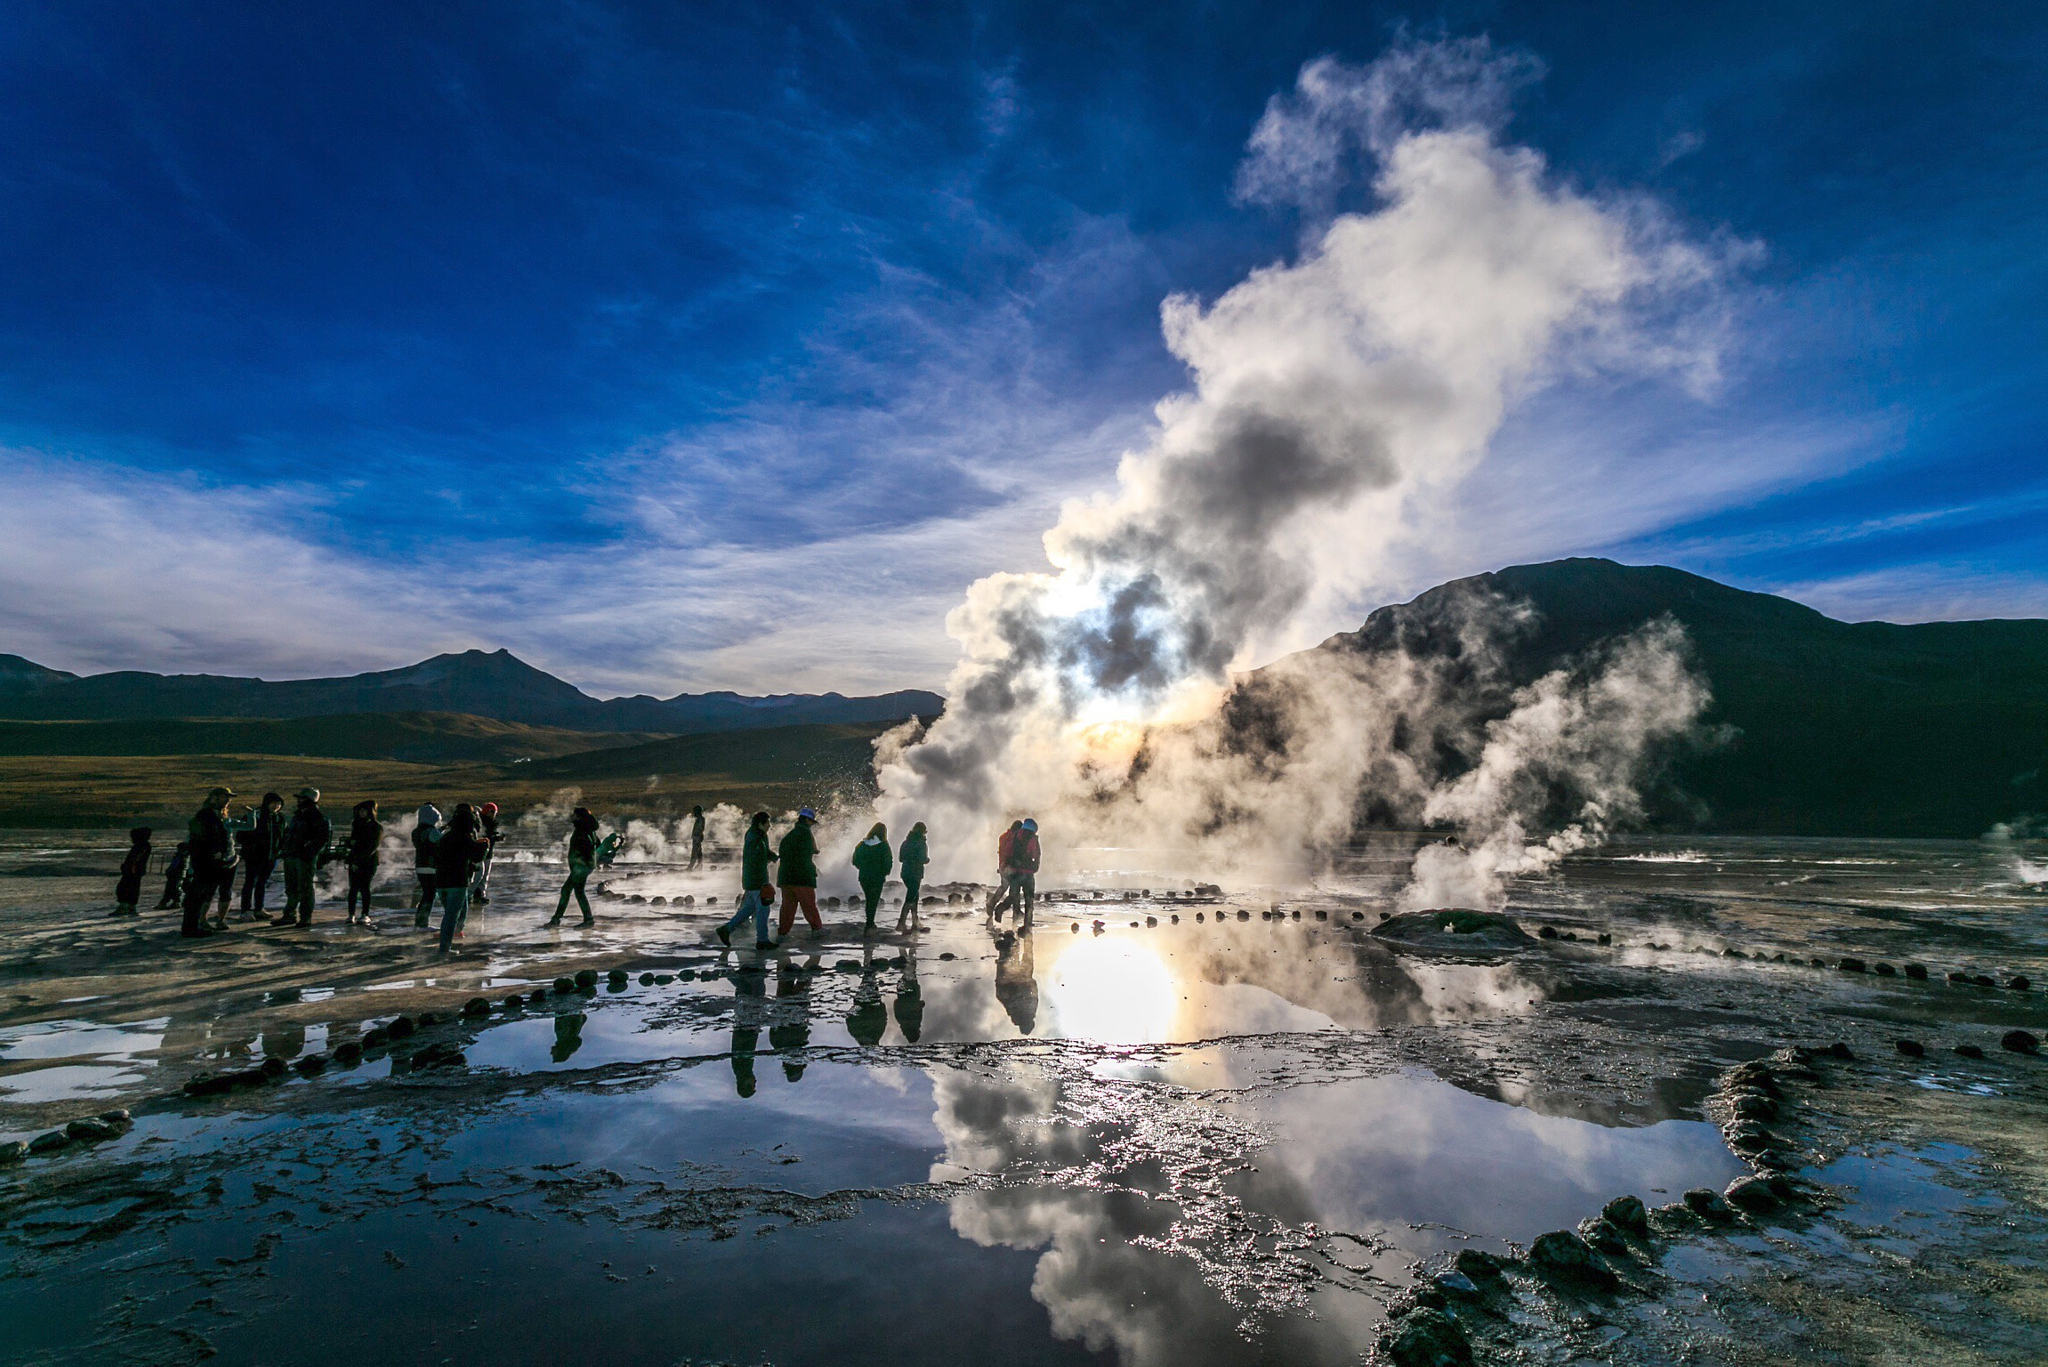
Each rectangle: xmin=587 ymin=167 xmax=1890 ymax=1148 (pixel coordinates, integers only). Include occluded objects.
xmin=775 ymin=808 xmax=823 ymax=938
xmin=851 ymin=822 xmax=893 ymax=934
xmin=182 ymin=787 xmax=237 ymax=938
xmin=549 ymin=807 xmax=600 ymax=927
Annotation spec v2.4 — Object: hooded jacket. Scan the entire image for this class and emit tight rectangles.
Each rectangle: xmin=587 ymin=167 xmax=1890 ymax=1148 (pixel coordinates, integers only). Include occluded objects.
xmin=412 ymin=806 xmax=441 ymax=872
xmin=898 ymin=828 xmax=929 ymax=875
xmin=189 ymin=804 xmax=236 ymax=873
xmin=434 ymin=813 xmax=490 ymax=885
xmin=246 ymin=806 xmax=285 ymax=863
xmin=852 ymin=835 xmax=893 ymax=884
xmin=741 ymin=824 xmax=777 ymax=890
xmin=283 ymin=801 xmax=332 ymax=861
xmin=777 ymin=820 xmax=819 ymax=886
xmin=350 ymin=813 xmax=383 ymax=868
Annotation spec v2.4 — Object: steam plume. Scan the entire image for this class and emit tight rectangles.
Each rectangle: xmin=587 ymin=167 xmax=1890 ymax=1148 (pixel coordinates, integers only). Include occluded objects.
xmin=877 ymin=39 xmax=1727 ymax=888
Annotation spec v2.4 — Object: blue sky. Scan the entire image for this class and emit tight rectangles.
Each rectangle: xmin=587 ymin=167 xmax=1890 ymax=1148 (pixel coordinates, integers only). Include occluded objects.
xmin=1 ymin=2 xmax=2043 ymax=695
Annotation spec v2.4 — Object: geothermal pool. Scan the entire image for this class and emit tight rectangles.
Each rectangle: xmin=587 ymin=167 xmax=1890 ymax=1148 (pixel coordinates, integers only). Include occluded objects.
xmin=0 ymin=832 xmax=2044 ymax=1364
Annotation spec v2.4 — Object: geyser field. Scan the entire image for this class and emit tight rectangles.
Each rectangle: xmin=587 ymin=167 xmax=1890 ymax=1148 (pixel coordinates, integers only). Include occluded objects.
xmin=1 ymin=830 xmax=2045 ymax=1365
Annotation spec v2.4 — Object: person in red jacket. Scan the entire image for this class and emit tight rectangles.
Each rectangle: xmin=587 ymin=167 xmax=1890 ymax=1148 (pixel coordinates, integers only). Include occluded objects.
xmin=989 ymin=818 xmax=1041 ymax=929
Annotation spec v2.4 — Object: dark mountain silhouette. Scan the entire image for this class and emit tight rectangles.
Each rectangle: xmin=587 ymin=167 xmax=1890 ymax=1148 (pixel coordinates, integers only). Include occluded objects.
xmin=1289 ymin=558 xmax=2048 ymax=837
xmin=0 ymin=648 xmax=943 ymax=734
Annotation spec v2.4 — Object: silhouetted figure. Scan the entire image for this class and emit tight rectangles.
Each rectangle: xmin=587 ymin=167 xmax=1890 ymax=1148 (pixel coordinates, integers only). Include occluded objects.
xmin=434 ymin=803 xmax=489 ymax=952
xmin=776 ymin=808 xmax=822 ymax=938
xmin=346 ymin=800 xmax=382 ymax=925
xmin=411 ymin=804 xmax=441 ymax=927
xmin=852 ymin=822 xmax=892 ymax=934
xmin=993 ymin=818 xmax=1041 ymax=930
xmin=893 ymin=943 xmax=924 ymax=1043
xmin=240 ymin=792 xmax=285 ymax=920
xmin=716 ymin=810 xmax=778 ymax=949
xmin=182 ymin=787 xmax=237 ymax=938
xmin=846 ymin=950 xmax=888 ymax=1047
xmin=896 ymin=822 xmax=929 ymax=933
xmin=688 ymin=804 xmax=706 ymax=870
xmin=279 ymin=787 xmax=331 ymax=927
xmin=770 ymin=952 xmax=818 ymax=1081
xmin=994 ymin=930 xmax=1038 ymax=1035
xmin=157 ymin=842 xmax=190 ymax=909
xmin=474 ymin=801 xmax=501 ymax=903
xmin=550 ymin=807 xmax=599 ymax=927
xmin=731 ymin=962 xmax=768 ymax=1097
xmin=113 ymin=827 xmax=150 ymax=917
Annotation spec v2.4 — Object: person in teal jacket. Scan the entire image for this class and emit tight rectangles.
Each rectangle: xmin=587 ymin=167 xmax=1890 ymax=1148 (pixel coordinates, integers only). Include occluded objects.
xmin=776 ymin=808 xmax=822 ymax=937
xmin=895 ymin=822 xmax=929 ymax=933
xmin=851 ymin=822 xmax=893 ymax=933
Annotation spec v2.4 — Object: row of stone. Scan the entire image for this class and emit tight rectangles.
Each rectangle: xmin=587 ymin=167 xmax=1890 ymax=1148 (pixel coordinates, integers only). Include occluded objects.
xmin=0 ymin=1107 xmax=133 ymax=1164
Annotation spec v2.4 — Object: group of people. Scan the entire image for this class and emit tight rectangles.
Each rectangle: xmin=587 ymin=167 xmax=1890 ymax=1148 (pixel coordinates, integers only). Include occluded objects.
xmin=407 ymin=799 xmax=508 ymax=951
xmin=715 ymin=807 xmax=935 ymax=950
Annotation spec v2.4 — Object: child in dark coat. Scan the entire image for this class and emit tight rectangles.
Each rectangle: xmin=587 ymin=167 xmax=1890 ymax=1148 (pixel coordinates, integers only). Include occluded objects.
xmin=114 ymin=828 xmax=150 ymax=917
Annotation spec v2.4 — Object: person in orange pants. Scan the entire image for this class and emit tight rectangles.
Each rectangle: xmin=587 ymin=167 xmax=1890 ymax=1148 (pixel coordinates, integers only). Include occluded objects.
xmin=776 ymin=807 xmax=823 ymax=936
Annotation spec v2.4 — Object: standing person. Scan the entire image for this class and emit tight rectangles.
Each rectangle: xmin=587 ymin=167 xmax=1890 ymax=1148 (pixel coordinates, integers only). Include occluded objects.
xmin=775 ymin=808 xmax=823 ymax=939
xmin=112 ymin=827 xmax=151 ymax=917
xmin=411 ymin=804 xmax=441 ymax=927
xmin=345 ymin=800 xmax=382 ymax=925
xmin=688 ymin=805 xmax=706 ymax=870
xmin=549 ymin=806 xmax=599 ymax=927
xmin=240 ymin=792 xmax=285 ymax=921
xmin=851 ymin=822 xmax=892 ymax=935
xmin=278 ymin=788 xmax=331 ymax=928
xmin=716 ymin=810 xmax=778 ymax=949
xmin=895 ymin=822 xmax=929 ymax=934
xmin=182 ymin=787 xmax=237 ymax=939
xmin=988 ymin=820 xmax=1024 ymax=923
xmin=433 ymin=802 xmax=489 ymax=952
xmin=996 ymin=818 xmax=1041 ymax=930
xmin=157 ymin=842 xmax=190 ymax=909
xmin=473 ymin=802 xmax=502 ymax=904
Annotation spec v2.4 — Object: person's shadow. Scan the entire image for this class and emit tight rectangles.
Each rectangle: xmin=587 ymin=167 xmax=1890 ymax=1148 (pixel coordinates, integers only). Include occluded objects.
xmin=994 ymin=929 xmax=1037 ymax=1036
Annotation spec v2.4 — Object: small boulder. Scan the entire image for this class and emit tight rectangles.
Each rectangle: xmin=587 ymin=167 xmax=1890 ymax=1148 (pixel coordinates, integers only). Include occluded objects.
xmin=1432 ymin=1271 xmax=1483 ymax=1300
xmin=1382 ymin=1307 xmax=1473 ymax=1367
xmin=98 ymin=1108 xmax=132 ymax=1125
xmin=414 ymin=1011 xmax=443 ymax=1027
xmin=259 ymin=1057 xmax=289 ymax=1080
xmin=1974 ymin=974 xmax=1997 ymax=988
xmin=1873 ymin=962 xmax=1896 ymax=977
xmin=2001 ymin=1030 xmax=2039 ymax=1054
xmin=1598 ymin=932 xmax=1612 ymax=945
xmin=1724 ymin=1176 xmax=1779 ymax=1213
xmin=65 ymin=1116 xmax=119 ymax=1142
xmin=1828 ymin=1042 xmax=1855 ymax=1061
xmin=553 ymin=977 xmax=575 ymax=994
xmin=1837 ymin=958 xmax=1866 ymax=973
xmin=574 ymin=969 xmax=599 ymax=990
xmin=639 ymin=973 xmax=655 ymax=986
xmin=0 ymin=1140 xmax=27 ymax=1164
xmin=1539 ymin=925 xmax=1559 ymax=940
xmin=334 ymin=1041 xmax=364 ymax=1064
xmin=1601 ymin=1195 xmax=1648 ymax=1235
xmin=2012 ymin=976 xmax=2033 ymax=992
xmin=293 ymin=1054 xmax=328 ymax=1075
xmin=500 ymin=996 xmax=524 ymax=1012
xmin=386 ymin=1016 xmax=417 ymax=1040
xmin=28 ymin=1131 xmax=69 ymax=1154
xmin=1527 ymin=1230 xmax=1617 ymax=1288
xmin=1903 ymin=963 xmax=1928 ymax=981
xmin=1454 ymin=1249 xmax=1505 ymax=1282
xmin=1730 ymin=1093 xmax=1777 ymax=1121
xmin=1683 ymin=1188 xmax=1734 ymax=1222
xmin=462 ymin=997 xmax=490 ymax=1018
xmin=1954 ymin=1043 xmax=1985 ymax=1059
xmin=1947 ymin=971 xmax=1970 ymax=984
xmin=1580 ymin=1218 xmax=1629 ymax=1253
xmin=1895 ymin=1039 xmax=1925 ymax=1057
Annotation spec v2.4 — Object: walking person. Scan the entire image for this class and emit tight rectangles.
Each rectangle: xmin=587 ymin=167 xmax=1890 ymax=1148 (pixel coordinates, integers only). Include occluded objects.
xmin=716 ymin=810 xmax=778 ymax=949
xmin=345 ymin=800 xmax=381 ymax=925
xmin=851 ymin=822 xmax=892 ymax=935
xmin=688 ymin=804 xmax=706 ymax=870
xmin=434 ymin=803 xmax=490 ymax=953
xmin=411 ymin=804 xmax=441 ymax=927
xmin=473 ymin=801 xmax=501 ymax=903
xmin=994 ymin=818 xmax=1040 ymax=931
xmin=278 ymin=788 xmax=331 ymax=928
xmin=239 ymin=792 xmax=285 ymax=920
xmin=157 ymin=842 xmax=190 ymax=909
xmin=775 ymin=808 xmax=823 ymax=939
xmin=895 ymin=822 xmax=929 ymax=934
xmin=182 ymin=787 xmax=237 ymax=938
xmin=987 ymin=820 xmax=1024 ymax=923
xmin=548 ymin=806 xmax=600 ymax=927
xmin=112 ymin=827 xmax=150 ymax=917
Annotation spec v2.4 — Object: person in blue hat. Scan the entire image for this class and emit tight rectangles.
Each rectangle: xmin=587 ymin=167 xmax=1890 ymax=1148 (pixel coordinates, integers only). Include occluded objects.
xmin=995 ymin=817 xmax=1041 ymax=930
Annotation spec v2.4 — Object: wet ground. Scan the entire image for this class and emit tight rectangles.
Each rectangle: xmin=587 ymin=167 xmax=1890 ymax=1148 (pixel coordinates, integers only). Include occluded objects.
xmin=1 ymin=833 xmax=2045 ymax=1365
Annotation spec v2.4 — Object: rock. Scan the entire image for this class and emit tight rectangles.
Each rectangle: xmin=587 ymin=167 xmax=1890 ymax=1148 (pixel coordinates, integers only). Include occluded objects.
xmin=1527 ymin=1230 xmax=1617 ymax=1288
xmin=1315 ymin=910 xmax=1328 ymax=920
xmin=1873 ymin=962 xmax=1896 ymax=977
xmin=1602 ymin=1195 xmax=1648 ymax=1235
xmin=1433 ymin=1271 xmax=1483 ymax=1299
xmin=607 ymin=968 xmax=628 ymax=983
xmin=1725 ymin=1176 xmax=1779 ymax=1212
xmin=1290 ymin=910 xmax=1301 ymax=920
xmin=260 ymin=1057 xmax=289 ymax=1080
xmin=335 ymin=1041 xmax=364 ymax=1064
xmin=501 ymin=996 xmax=525 ymax=1011
xmin=293 ymin=1054 xmax=328 ymax=1075
xmin=1904 ymin=963 xmax=1928 ymax=980
xmin=938 ymin=952 xmax=955 ymax=961
xmin=1453 ymin=1249 xmax=1505 ymax=1281
xmin=654 ymin=975 xmax=674 ymax=985
xmin=1580 ymin=1217 xmax=1629 ymax=1253
xmin=1145 ymin=917 xmax=1156 ymax=927
xmin=553 ymin=977 xmax=575 ymax=994
xmin=1954 ymin=1043 xmax=1985 ymax=1059
xmin=415 ymin=1011 xmax=443 ymax=1027
xmin=574 ymin=969 xmax=599 ymax=989
xmin=1683 ymin=1188 xmax=1735 ymax=1221
xmin=2013 ymin=976 xmax=2033 ymax=992
xmin=99 ymin=1108 xmax=132 ymax=1125
xmin=28 ymin=1131 xmax=69 ymax=1153
xmin=1373 ymin=910 xmax=1539 ymax=955
xmin=1382 ymin=1307 xmax=1473 ymax=1367
xmin=1727 ymin=1128 xmax=1786 ymax=1158
xmin=1760 ymin=1172 xmax=1798 ymax=1200
xmin=649 ymin=896 xmax=667 ymax=906
xmin=1828 ymin=1042 xmax=1855 ymax=1061
xmin=1354 ymin=911 xmax=1367 ymax=920
xmin=1947 ymin=971 xmax=1970 ymax=984
xmin=1598 ymin=932 xmax=1612 ymax=945
xmin=463 ymin=997 xmax=490 ymax=1017
xmin=639 ymin=973 xmax=655 ymax=986
xmin=1838 ymin=958 xmax=1866 ymax=973
xmin=1538 ymin=925 xmax=1559 ymax=940
xmin=1728 ymin=1061 xmax=1780 ymax=1091
xmin=386 ymin=1016 xmax=416 ymax=1040
xmin=1974 ymin=974 xmax=1997 ymax=988
xmin=1809 ymin=957 xmax=1826 ymax=967
xmin=554 ymin=1012 xmax=586 ymax=1035
xmin=1722 ymin=947 xmax=1744 ymax=958
xmin=66 ymin=1116 xmax=119 ymax=1141
xmin=1730 ymin=1093 xmax=1777 ymax=1121
xmin=1237 ymin=910 xmax=1250 ymax=921
xmin=362 ymin=1026 xmax=390 ymax=1047
xmin=0 ymin=1140 xmax=27 ymax=1164
xmin=2001 ymin=1030 xmax=2039 ymax=1054
xmin=1895 ymin=1038 xmax=1925 ymax=1057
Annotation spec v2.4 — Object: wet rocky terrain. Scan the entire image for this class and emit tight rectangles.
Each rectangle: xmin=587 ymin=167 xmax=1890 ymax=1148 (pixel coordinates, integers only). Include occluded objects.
xmin=0 ymin=833 xmax=2044 ymax=1365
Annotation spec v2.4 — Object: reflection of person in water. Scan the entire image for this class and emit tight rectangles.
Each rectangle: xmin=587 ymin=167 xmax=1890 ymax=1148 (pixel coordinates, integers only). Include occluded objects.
xmin=892 ymin=942 xmax=924 ymax=1043
xmin=846 ymin=947 xmax=888 ymax=1047
xmin=994 ymin=930 xmax=1038 ymax=1035
xmin=730 ymin=961 xmax=768 ymax=1097
xmin=769 ymin=952 xmax=817 ymax=1082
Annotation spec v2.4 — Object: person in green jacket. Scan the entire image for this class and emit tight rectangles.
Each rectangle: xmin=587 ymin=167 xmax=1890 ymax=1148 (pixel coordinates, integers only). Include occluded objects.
xmin=775 ymin=807 xmax=822 ymax=937
xmin=851 ymin=822 xmax=893 ymax=934
xmin=716 ymin=810 xmax=778 ymax=949
xmin=895 ymin=822 xmax=929 ymax=933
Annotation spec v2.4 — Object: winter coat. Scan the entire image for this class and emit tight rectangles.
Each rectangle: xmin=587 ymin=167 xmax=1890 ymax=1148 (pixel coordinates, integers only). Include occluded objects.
xmin=246 ymin=808 xmax=285 ymax=863
xmin=852 ymin=836 xmax=893 ymax=886
xmin=481 ymin=812 xmax=501 ymax=846
xmin=898 ymin=830 xmax=928 ymax=876
xmin=1005 ymin=832 xmax=1040 ymax=874
xmin=741 ymin=825 xmax=777 ymax=890
xmin=189 ymin=806 xmax=236 ymax=873
xmin=412 ymin=822 xmax=439 ymax=872
xmin=434 ymin=819 xmax=489 ymax=885
xmin=116 ymin=842 xmax=150 ymax=903
xmin=349 ymin=815 xmax=382 ymax=868
xmin=568 ymin=813 xmax=599 ymax=865
xmin=777 ymin=821 xmax=819 ymax=886
xmin=283 ymin=803 xmax=331 ymax=861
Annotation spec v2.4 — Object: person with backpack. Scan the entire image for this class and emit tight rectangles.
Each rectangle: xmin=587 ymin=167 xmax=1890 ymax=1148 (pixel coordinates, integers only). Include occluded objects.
xmin=182 ymin=787 xmax=237 ymax=938
xmin=277 ymin=788 xmax=331 ymax=927
xmin=716 ymin=810 xmax=778 ymax=949
xmin=895 ymin=822 xmax=929 ymax=934
xmin=776 ymin=808 xmax=822 ymax=938
xmin=994 ymin=817 xmax=1041 ymax=930
xmin=433 ymin=803 xmax=490 ymax=952
xmin=549 ymin=807 xmax=600 ymax=927
xmin=411 ymin=804 xmax=441 ymax=927
xmin=345 ymin=799 xmax=382 ymax=925
xmin=240 ymin=792 xmax=286 ymax=920
xmin=851 ymin=822 xmax=893 ymax=935
xmin=113 ymin=827 xmax=150 ymax=918
xmin=473 ymin=801 xmax=502 ymax=903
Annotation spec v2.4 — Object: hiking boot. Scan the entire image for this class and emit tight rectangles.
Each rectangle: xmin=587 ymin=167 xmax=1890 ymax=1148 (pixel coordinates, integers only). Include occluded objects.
xmin=716 ymin=926 xmax=732 ymax=947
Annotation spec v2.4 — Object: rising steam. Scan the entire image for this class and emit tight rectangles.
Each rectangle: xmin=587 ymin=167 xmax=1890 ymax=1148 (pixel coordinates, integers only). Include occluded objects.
xmin=876 ymin=39 xmax=1730 ymax=896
